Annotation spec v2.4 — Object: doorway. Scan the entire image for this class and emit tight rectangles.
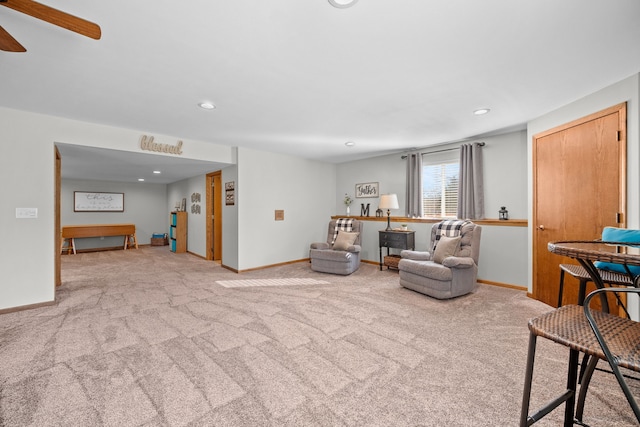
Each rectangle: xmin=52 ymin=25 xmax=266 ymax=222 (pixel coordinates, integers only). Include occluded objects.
xmin=532 ymin=103 xmax=626 ymax=308
xmin=55 ymin=146 xmax=61 ymax=287
xmin=206 ymin=171 xmax=222 ymax=261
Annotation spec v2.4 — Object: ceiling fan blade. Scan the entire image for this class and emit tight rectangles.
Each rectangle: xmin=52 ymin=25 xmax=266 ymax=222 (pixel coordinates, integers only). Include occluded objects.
xmin=0 ymin=25 xmax=26 ymax=51
xmin=0 ymin=0 xmax=101 ymax=40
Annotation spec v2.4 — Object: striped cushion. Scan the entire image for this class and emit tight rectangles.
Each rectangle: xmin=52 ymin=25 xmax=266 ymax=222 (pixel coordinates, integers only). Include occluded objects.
xmin=332 ymin=218 xmax=353 ymax=244
xmin=433 ymin=220 xmax=471 ymax=251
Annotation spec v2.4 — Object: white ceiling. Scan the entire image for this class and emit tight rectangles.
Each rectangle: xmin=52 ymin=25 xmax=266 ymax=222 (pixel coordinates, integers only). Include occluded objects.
xmin=56 ymin=143 xmax=226 ymax=185
xmin=2 ymin=0 xmax=640 ymax=183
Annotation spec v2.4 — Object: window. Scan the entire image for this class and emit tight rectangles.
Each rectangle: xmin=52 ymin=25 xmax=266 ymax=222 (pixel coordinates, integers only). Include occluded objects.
xmin=422 ymin=161 xmax=459 ymax=217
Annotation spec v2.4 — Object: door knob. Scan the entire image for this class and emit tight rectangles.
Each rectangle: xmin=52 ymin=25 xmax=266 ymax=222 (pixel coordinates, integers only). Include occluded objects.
xmin=537 ymin=225 xmax=545 ymax=230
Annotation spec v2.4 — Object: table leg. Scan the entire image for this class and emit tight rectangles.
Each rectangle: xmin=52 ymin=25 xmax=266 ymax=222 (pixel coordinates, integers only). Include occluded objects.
xmin=557 ymin=269 xmax=566 ymax=307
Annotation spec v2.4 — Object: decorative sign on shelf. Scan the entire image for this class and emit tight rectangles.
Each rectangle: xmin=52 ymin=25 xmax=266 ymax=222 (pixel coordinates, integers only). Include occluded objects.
xmin=74 ymin=191 xmax=124 ymax=212
xmin=355 ymin=182 xmax=379 ymax=198
xmin=139 ymin=135 xmax=183 ymax=155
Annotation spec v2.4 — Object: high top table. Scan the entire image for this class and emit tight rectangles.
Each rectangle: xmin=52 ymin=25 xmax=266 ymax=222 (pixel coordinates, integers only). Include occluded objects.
xmin=521 ymin=240 xmax=640 ymax=426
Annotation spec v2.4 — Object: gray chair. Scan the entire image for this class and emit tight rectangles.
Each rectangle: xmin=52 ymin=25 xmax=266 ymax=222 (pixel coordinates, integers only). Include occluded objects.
xmin=398 ymin=220 xmax=481 ymax=299
xmin=310 ymin=219 xmax=362 ymax=275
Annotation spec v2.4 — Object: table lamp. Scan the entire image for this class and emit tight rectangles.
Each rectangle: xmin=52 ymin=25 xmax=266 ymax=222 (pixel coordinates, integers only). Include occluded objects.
xmin=379 ymin=194 xmax=399 ymax=231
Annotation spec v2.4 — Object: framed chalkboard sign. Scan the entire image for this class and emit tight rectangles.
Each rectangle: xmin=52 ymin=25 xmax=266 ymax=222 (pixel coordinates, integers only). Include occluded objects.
xmin=74 ymin=191 xmax=124 ymax=212
xmin=355 ymin=182 xmax=379 ymax=198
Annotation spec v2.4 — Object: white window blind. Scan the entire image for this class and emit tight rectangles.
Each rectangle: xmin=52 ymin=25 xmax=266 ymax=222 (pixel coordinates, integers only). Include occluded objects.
xmin=422 ymin=161 xmax=459 ymax=217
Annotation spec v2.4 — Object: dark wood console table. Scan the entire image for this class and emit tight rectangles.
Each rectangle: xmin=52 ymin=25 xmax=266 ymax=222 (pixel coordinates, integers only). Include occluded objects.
xmin=379 ymin=230 xmax=415 ymax=270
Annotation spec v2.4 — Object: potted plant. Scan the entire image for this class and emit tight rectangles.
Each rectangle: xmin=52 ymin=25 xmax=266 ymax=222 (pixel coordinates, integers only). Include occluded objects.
xmin=344 ymin=194 xmax=353 ymax=216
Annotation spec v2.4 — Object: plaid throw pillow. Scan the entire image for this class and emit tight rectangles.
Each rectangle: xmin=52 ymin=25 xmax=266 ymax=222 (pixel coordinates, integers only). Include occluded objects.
xmin=433 ymin=220 xmax=470 ymax=251
xmin=332 ymin=218 xmax=353 ymax=244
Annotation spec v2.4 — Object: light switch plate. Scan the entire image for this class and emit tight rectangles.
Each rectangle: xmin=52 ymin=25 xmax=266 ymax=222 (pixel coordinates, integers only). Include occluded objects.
xmin=16 ymin=208 xmax=38 ymax=218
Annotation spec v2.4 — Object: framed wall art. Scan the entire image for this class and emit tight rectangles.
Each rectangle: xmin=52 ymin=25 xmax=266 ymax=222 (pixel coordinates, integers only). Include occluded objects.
xmin=74 ymin=191 xmax=124 ymax=212
xmin=225 ymin=190 xmax=235 ymax=206
xmin=355 ymin=182 xmax=379 ymax=198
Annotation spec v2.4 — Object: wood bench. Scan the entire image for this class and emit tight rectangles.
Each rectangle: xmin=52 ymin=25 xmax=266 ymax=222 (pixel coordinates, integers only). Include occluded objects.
xmin=61 ymin=224 xmax=137 ymax=254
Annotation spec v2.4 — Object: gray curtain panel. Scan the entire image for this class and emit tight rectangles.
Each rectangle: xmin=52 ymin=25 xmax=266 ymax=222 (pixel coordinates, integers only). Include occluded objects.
xmin=406 ymin=152 xmax=424 ymax=218
xmin=457 ymin=143 xmax=484 ymax=219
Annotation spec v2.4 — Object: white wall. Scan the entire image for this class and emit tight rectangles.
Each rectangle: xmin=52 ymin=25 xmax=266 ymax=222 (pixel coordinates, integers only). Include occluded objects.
xmin=236 ymin=147 xmax=336 ymax=271
xmin=0 ymin=107 xmax=234 ymax=310
xmin=221 ymin=164 xmax=239 ymax=269
xmin=62 ymin=179 xmax=168 ymax=250
xmin=1 ymin=112 xmax=56 ymax=309
xmin=527 ymin=73 xmax=640 ymax=292
xmin=336 ymin=130 xmax=528 ymax=219
xmin=336 ymin=130 xmax=530 ymax=287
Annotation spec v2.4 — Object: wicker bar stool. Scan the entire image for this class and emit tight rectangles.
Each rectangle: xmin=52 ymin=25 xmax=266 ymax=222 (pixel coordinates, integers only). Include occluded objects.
xmin=520 ymin=288 xmax=640 ymax=426
xmin=557 ymin=263 xmax=635 ymax=422
xmin=557 ymin=263 xmax=633 ymax=307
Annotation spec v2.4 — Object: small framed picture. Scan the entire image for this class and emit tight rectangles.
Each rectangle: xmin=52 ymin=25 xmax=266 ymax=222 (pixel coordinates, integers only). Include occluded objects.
xmin=355 ymin=182 xmax=379 ymax=198
xmin=226 ymin=190 xmax=235 ymax=206
xmin=225 ymin=181 xmax=235 ymax=191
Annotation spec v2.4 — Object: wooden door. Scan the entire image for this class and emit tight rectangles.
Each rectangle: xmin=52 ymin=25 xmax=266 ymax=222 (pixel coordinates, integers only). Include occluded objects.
xmin=206 ymin=171 xmax=222 ymax=261
xmin=533 ymin=103 xmax=626 ymax=308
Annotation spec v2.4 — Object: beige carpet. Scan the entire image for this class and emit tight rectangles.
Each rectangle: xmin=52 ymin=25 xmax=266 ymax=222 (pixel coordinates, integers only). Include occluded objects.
xmin=0 ymin=246 xmax=638 ymax=426
xmin=216 ymin=278 xmax=330 ymax=288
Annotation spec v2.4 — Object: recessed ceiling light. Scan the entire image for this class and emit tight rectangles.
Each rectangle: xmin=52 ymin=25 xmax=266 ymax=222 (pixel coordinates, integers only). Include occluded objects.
xmin=345 ymin=141 xmax=355 ymax=147
xmin=138 ymin=178 xmax=145 ymax=182
xmin=474 ymin=108 xmax=490 ymax=115
xmin=329 ymin=0 xmax=358 ymax=8
xmin=153 ymin=170 xmax=161 ymax=174
xmin=198 ymin=102 xmax=216 ymax=110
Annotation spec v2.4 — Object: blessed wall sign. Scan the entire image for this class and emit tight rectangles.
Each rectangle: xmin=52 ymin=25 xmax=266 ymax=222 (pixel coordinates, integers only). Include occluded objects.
xmin=139 ymin=135 xmax=183 ymax=155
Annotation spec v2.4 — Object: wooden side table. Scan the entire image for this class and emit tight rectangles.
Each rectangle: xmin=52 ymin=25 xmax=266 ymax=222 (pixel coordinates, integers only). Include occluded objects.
xmin=379 ymin=230 xmax=415 ymax=270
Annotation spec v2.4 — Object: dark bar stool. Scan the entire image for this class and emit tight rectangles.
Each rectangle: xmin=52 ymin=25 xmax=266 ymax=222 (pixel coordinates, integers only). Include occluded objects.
xmin=557 ymin=263 xmax=632 ymax=307
xmin=520 ymin=288 xmax=640 ymax=426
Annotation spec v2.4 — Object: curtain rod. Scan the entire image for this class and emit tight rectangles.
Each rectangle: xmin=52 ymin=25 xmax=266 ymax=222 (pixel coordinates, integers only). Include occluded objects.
xmin=401 ymin=141 xmax=485 ymax=159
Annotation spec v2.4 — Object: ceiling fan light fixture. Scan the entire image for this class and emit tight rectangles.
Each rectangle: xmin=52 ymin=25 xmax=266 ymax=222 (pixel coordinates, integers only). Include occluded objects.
xmin=0 ymin=0 xmax=101 ymax=53
xmin=198 ymin=102 xmax=216 ymax=110
xmin=328 ymin=0 xmax=358 ymax=9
